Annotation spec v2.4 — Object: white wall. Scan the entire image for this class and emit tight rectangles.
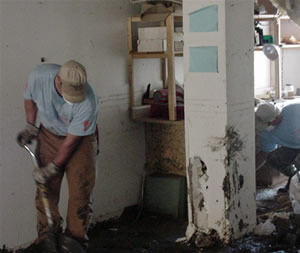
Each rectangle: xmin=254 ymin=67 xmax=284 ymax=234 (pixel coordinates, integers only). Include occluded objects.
xmin=0 ymin=0 xmax=166 ymax=248
xmin=282 ymin=48 xmax=300 ymax=91
xmin=254 ymin=21 xmax=272 ymax=96
xmin=254 ymin=18 xmax=300 ymax=97
xmin=255 ymin=48 xmax=300 ymax=96
xmin=254 ymin=52 xmax=271 ymax=96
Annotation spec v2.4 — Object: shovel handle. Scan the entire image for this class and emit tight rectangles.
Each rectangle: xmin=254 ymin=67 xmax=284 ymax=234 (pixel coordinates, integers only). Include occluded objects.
xmin=39 ymin=184 xmax=54 ymax=228
xmin=23 ymin=144 xmax=39 ymax=168
xmin=23 ymin=144 xmax=54 ymax=228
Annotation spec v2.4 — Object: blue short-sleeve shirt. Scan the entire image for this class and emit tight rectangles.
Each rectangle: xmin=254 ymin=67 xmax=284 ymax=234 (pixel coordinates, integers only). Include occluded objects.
xmin=24 ymin=64 xmax=99 ymax=136
xmin=261 ymin=103 xmax=300 ymax=152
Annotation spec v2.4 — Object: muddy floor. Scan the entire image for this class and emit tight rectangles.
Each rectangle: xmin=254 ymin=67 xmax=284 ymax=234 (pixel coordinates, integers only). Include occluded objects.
xmin=4 ymin=184 xmax=300 ymax=253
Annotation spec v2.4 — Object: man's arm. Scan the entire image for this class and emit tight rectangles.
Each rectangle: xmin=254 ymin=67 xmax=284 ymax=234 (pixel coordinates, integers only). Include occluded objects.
xmin=16 ymin=100 xmax=39 ymax=147
xmin=256 ymin=151 xmax=269 ymax=171
xmin=24 ymin=99 xmax=37 ymax=125
xmin=53 ymin=133 xmax=82 ymax=167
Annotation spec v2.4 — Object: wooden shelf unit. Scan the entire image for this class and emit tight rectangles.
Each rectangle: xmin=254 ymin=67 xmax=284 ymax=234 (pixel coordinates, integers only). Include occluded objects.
xmin=127 ymin=13 xmax=183 ymax=122
xmin=254 ymin=14 xmax=280 ymax=99
xmin=254 ymin=14 xmax=300 ymax=99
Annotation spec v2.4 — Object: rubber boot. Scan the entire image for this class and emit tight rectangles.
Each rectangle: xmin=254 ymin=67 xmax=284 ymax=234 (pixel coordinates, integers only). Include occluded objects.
xmin=58 ymin=235 xmax=85 ymax=253
xmin=278 ymin=164 xmax=298 ymax=193
xmin=40 ymin=232 xmax=59 ymax=253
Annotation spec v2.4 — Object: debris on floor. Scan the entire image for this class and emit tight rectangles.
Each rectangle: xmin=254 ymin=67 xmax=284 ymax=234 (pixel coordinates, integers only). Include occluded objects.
xmin=3 ymin=183 xmax=300 ymax=252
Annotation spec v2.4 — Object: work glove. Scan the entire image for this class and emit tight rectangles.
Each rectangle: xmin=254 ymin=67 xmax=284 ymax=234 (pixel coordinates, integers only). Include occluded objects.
xmin=33 ymin=162 xmax=63 ymax=185
xmin=16 ymin=123 xmax=39 ymax=147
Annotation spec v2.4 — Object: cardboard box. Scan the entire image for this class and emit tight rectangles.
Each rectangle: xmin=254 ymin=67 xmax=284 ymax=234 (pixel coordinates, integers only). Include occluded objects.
xmin=175 ymin=27 xmax=183 ymax=33
xmin=138 ymin=27 xmax=167 ymax=40
xmin=138 ymin=39 xmax=167 ymax=52
xmin=141 ymin=3 xmax=175 ymax=14
xmin=174 ymin=32 xmax=183 ymax=41
xmin=174 ymin=41 xmax=184 ymax=52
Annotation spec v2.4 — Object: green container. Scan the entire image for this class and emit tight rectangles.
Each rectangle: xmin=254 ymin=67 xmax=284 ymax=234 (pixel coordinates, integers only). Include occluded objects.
xmin=263 ymin=35 xmax=273 ymax=44
xmin=144 ymin=174 xmax=187 ymax=218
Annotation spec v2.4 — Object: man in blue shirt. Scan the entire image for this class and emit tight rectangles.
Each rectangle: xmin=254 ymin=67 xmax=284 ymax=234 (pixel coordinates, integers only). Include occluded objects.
xmin=256 ymin=103 xmax=300 ymax=192
xmin=17 ymin=60 xmax=99 ymax=251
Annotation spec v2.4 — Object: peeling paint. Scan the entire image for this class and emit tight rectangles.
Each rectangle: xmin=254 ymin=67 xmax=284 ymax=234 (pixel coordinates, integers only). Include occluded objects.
xmin=187 ymin=158 xmax=196 ymax=224
xmin=187 ymin=156 xmax=209 ymax=224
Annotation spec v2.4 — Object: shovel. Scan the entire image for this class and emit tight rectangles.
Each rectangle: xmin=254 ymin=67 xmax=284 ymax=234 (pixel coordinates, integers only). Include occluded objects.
xmin=23 ymin=144 xmax=85 ymax=253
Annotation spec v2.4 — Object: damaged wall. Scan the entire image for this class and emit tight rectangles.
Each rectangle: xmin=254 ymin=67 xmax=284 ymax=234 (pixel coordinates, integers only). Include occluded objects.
xmin=0 ymin=0 xmax=163 ymax=248
xmin=184 ymin=0 xmax=256 ymax=244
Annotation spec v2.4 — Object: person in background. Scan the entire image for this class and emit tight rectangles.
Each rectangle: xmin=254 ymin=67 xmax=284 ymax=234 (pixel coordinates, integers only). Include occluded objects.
xmin=16 ymin=60 xmax=99 ymax=251
xmin=256 ymin=102 xmax=300 ymax=192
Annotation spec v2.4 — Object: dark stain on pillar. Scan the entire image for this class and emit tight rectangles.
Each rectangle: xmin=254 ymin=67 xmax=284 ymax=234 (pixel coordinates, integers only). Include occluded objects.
xmin=199 ymin=197 xmax=205 ymax=211
xmin=239 ymin=219 xmax=244 ymax=232
xmin=223 ymin=127 xmax=244 ymax=201
xmin=239 ymin=175 xmax=244 ymax=189
xmin=223 ymin=173 xmax=231 ymax=200
xmin=238 ymin=219 xmax=249 ymax=232
xmin=200 ymin=159 xmax=208 ymax=175
xmin=224 ymin=126 xmax=243 ymax=167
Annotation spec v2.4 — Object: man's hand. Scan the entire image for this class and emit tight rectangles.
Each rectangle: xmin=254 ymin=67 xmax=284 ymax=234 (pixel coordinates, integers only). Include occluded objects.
xmin=16 ymin=123 xmax=39 ymax=146
xmin=33 ymin=162 xmax=63 ymax=185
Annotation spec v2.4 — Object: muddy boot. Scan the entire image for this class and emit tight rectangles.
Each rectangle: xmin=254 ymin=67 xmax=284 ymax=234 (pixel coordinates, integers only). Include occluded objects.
xmin=39 ymin=232 xmax=59 ymax=253
xmin=58 ymin=235 xmax=85 ymax=253
xmin=278 ymin=176 xmax=293 ymax=193
xmin=278 ymin=165 xmax=298 ymax=193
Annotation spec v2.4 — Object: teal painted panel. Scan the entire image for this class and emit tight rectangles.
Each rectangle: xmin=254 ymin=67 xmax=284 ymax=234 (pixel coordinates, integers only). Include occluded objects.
xmin=189 ymin=47 xmax=218 ymax=73
xmin=189 ymin=5 xmax=218 ymax=32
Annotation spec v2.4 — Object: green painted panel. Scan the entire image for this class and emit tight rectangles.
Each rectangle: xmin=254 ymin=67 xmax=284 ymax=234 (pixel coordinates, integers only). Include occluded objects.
xmin=189 ymin=46 xmax=218 ymax=73
xmin=189 ymin=5 xmax=218 ymax=32
xmin=144 ymin=175 xmax=187 ymax=218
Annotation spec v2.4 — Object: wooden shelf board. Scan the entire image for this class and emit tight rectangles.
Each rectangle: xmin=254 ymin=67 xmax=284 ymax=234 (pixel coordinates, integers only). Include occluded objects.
xmin=175 ymin=52 xmax=183 ymax=56
xmin=134 ymin=116 xmax=184 ymax=125
xmin=131 ymin=13 xmax=182 ymax=20
xmin=254 ymin=46 xmax=263 ymax=51
xmin=130 ymin=52 xmax=183 ymax=58
xmin=131 ymin=52 xmax=168 ymax=58
xmin=254 ymin=14 xmax=278 ymax=21
xmin=281 ymin=44 xmax=300 ymax=49
xmin=278 ymin=16 xmax=290 ymax=20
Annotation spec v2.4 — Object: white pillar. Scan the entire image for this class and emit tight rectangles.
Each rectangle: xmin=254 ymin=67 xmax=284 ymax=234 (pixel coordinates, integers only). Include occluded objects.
xmin=184 ymin=0 xmax=256 ymax=244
